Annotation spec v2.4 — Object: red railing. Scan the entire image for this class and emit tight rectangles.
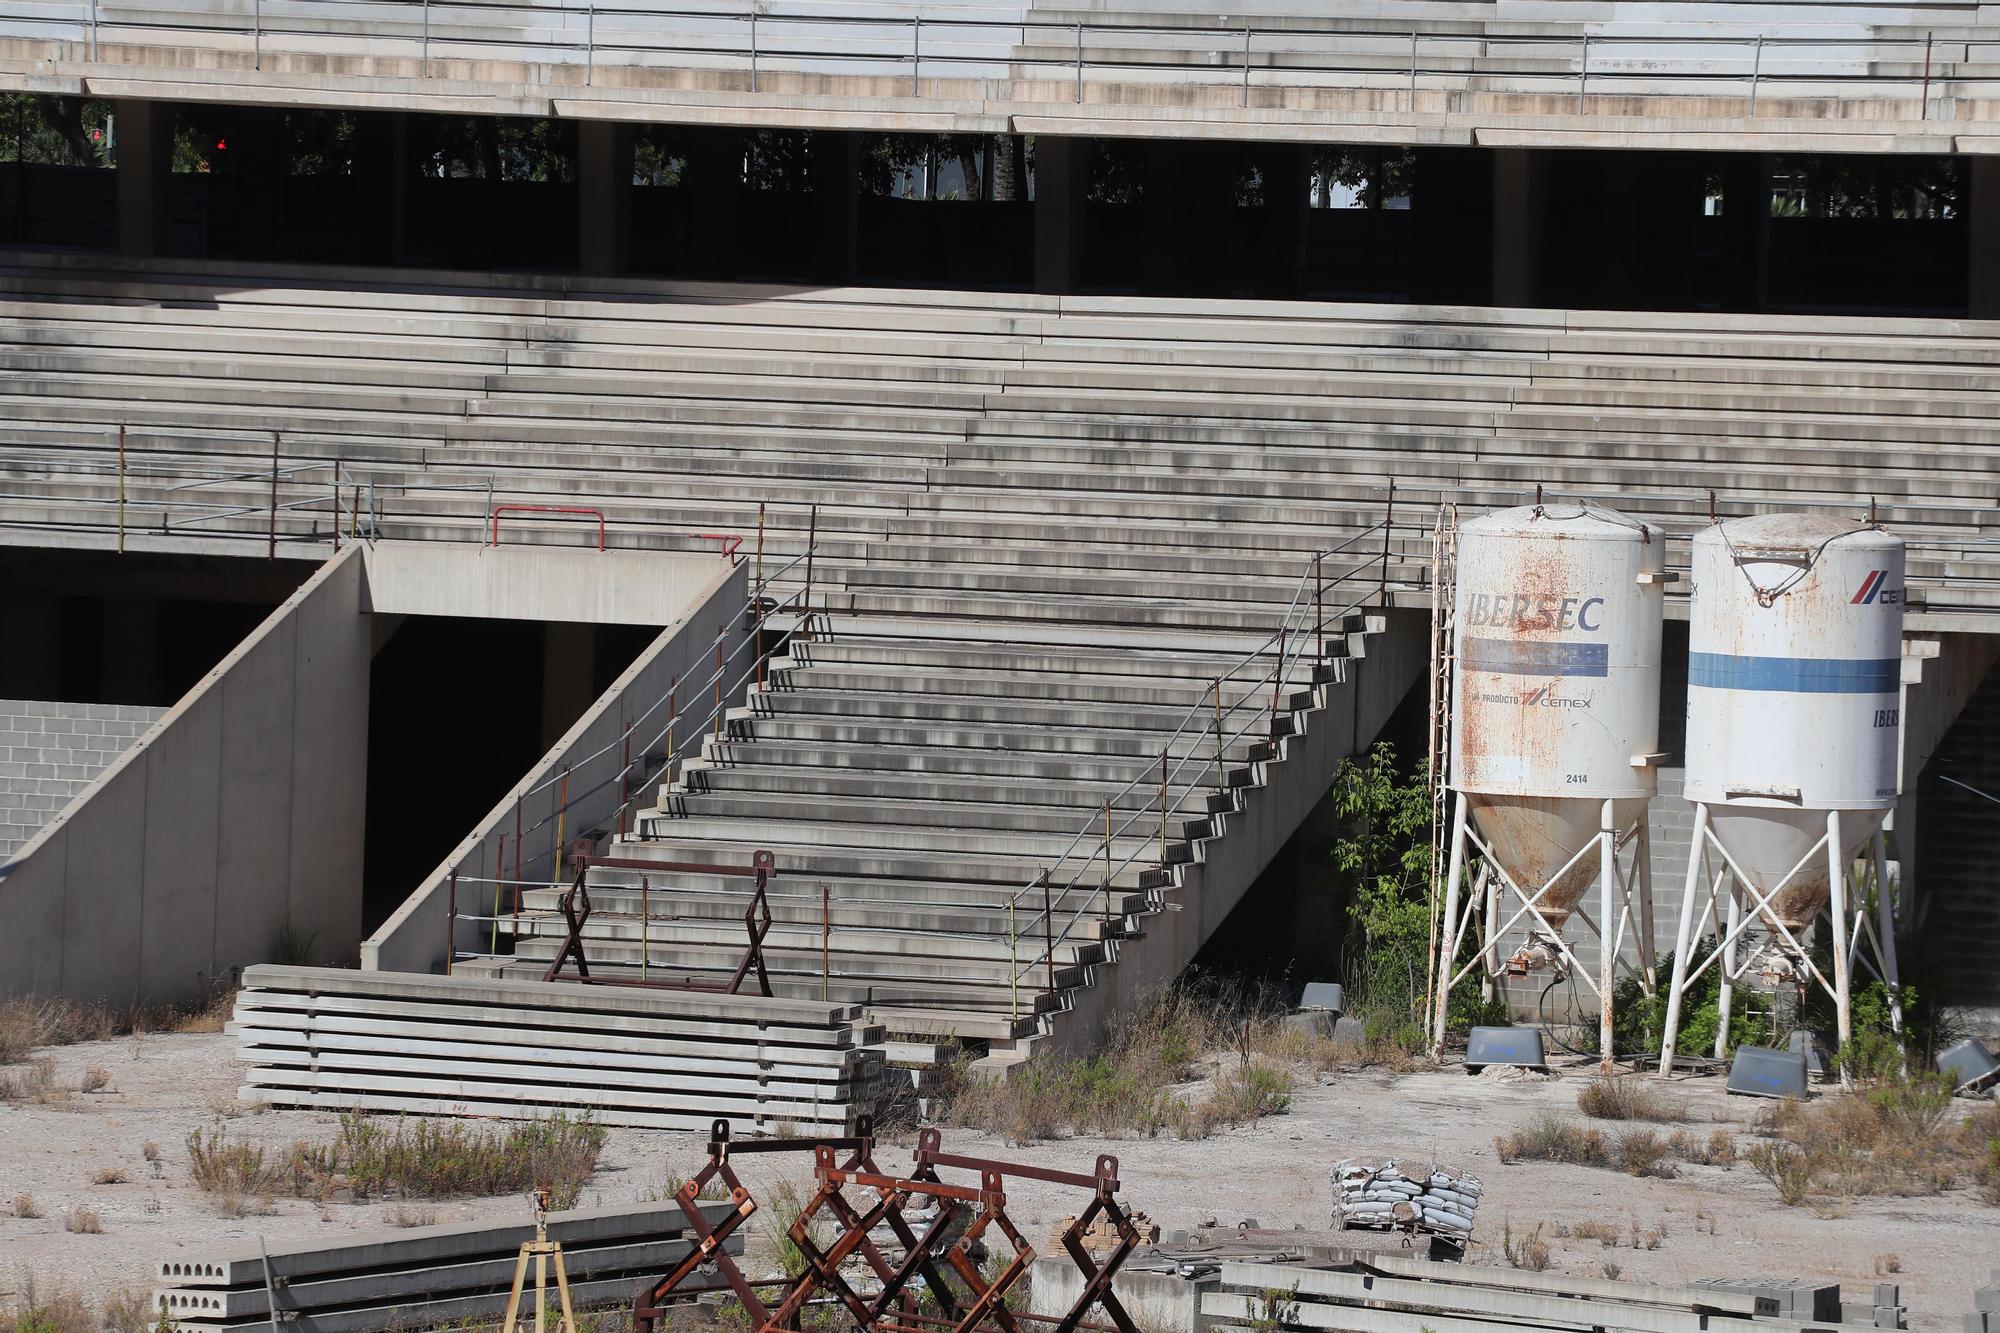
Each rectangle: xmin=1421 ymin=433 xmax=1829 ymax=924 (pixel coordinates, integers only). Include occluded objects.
xmin=489 ymin=503 xmax=607 ymax=550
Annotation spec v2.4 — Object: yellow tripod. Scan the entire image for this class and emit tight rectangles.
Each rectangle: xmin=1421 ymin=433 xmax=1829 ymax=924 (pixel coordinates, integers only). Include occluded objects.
xmin=501 ymin=1189 xmax=577 ymax=1333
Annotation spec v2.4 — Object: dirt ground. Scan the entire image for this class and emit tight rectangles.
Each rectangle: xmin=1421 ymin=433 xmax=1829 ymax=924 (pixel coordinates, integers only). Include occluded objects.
xmin=3 ymin=1032 xmax=1997 ymax=1330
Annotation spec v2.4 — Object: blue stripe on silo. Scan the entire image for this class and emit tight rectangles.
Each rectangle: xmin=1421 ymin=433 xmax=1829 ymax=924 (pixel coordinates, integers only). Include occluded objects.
xmin=1461 ymin=637 xmax=1610 ymax=677
xmin=1687 ymin=652 xmax=1899 ymax=694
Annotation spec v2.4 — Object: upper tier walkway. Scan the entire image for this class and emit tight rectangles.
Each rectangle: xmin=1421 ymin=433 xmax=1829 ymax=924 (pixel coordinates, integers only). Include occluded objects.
xmin=7 ymin=0 xmax=2000 ymax=150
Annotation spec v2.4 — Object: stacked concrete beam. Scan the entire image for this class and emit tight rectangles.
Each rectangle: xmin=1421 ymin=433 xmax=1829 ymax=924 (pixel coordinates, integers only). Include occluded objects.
xmin=154 ymin=1199 xmax=741 ymax=1333
xmin=1203 ymin=1256 xmax=1897 ymax=1332
xmin=233 ymin=964 xmax=882 ymax=1131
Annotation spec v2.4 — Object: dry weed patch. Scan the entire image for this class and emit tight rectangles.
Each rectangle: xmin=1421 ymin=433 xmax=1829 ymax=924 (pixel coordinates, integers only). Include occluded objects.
xmin=3 ymin=1279 xmax=163 ymax=1333
xmin=188 ymin=1112 xmax=606 ymax=1210
xmin=1745 ymin=1076 xmax=1997 ymax=1207
xmin=1576 ymin=1076 xmax=1689 ymax=1123
xmin=64 ymin=1204 xmax=103 ymax=1234
xmin=933 ymin=982 xmax=1429 ymax=1144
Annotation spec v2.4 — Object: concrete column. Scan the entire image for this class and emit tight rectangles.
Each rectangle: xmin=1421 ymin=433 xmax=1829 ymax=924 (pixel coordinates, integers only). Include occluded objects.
xmin=1489 ymin=147 xmax=1548 ymax=308
xmin=1970 ymin=156 xmax=2000 ymax=319
xmin=540 ymin=623 xmax=598 ymax=751
xmin=237 ymin=107 xmax=287 ymax=261
xmin=686 ymin=130 xmax=742 ymax=280
xmin=388 ymin=112 xmax=410 ymax=266
xmin=0 ymin=589 xmax=63 ymax=699
xmin=114 ymin=99 xmax=174 ymax=258
xmin=100 ymin=597 xmax=159 ymax=704
xmin=842 ymin=132 xmax=862 ymax=282
xmin=578 ymin=120 xmax=634 ymax=278
xmin=1032 ymin=135 xmax=1089 ymax=295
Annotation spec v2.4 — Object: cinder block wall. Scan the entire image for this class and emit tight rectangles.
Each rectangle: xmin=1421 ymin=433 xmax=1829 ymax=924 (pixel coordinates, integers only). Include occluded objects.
xmin=0 ymin=700 xmax=166 ymax=860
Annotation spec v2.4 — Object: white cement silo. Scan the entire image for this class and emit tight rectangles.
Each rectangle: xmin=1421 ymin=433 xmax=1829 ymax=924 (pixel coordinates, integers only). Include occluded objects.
xmin=1659 ymin=513 xmax=1908 ymax=1074
xmin=1433 ymin=502 xmax=1668 ymax=1070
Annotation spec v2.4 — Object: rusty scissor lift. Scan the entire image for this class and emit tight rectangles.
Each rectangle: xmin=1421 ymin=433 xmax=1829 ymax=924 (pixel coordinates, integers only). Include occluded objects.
xmin=542 ymin=848 xmax=776 ymax=996
xmin=636 ymin=1119 xmax=1144 ymax=1333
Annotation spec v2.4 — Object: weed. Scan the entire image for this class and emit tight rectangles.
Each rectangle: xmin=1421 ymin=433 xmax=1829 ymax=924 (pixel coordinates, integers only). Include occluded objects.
xmin=1208 ymin=1062 xmax=1294 ymax=1124
xmin=1500 ymin=1220 xmax=1551 ymax=1272
xmin=388 ymin=1204 xmax=438 ymax=1228
xmin=1747 ymin=1141 xmax=1815 ymax=1206
xmin=1601 ymin=1261 xmax=1623 ymax=1281
xmin=1576 ymin=1077 xmax=1687 ymax=1124
xmin=188 ymin=1114 xmax=604 ymax=1209
xmin=13 ymin=1194 xmax=42 ymax=1218
xmin=64 ymin=1205 xmax=103 ymax=1234
xmin=1742 ymin=1072 xmax=1994 ymax=1203
xmin=760 ymin=1177 xmax=833 ymax=1281
xmin=1616 ymin=1130 xmax=1675 ymax=1179
xmin=79 ymin=1067 xmax=111 ymax=1094
xmin=1874 ymin=1253 xmax=1901 ymax=1275
xmin=187 ymin=1127 xmax=268 ymax=1197
xmin=1246 ymin=1286 xmax=1299 ymax=1333
xmin=90 ymin=1167 xmax=128 ymax=1185
xmin=339 ymin=1112 xmax=605 ymax=1207
xmin=1 ymin=1057 xmax=68 ymax=1106
xmin=0 ymin=992 xmax=234 ymax=1059
xmin=3 ymin=1280 xmax=95 ymax=1333
xmin=1494 ymin=1113 xmax=1609 ymax=1166
xmin=934 ymin=980 xmax=1317 ymax=1143
xmin=1568 ymin=1219 xmax=1620 ymax=1246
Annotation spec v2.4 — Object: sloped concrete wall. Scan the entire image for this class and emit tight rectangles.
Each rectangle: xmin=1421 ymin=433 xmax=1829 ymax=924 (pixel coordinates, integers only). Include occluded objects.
xmin=1043 ymin=606 xmax=1429 ymax=1055
xmin=0 ymin=700 xmax=167 ymax=858
xmin=0 ymin=546 xmax=372 ymax=1009
xmin=361 ymin=558 xmax=749 ymax=975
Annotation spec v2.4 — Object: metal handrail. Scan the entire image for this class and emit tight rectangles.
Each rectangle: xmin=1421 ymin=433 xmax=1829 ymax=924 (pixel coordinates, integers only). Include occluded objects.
xmin=6 ymin=0 xmax=1989 ymax=109
xmin=1001 ymin=519 xmax=1398 ymax=1018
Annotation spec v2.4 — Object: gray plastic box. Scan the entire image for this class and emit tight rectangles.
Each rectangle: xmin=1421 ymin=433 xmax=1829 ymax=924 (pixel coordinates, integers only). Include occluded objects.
xmin=1464 ymin=1026 xmax=1546 ymax=1071
xmin=1726 ymin=1046 xmax=1810 ymax=1099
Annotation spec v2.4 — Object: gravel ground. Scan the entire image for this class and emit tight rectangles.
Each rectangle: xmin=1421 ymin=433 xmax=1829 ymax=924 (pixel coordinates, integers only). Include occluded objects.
xmin=2 ymin=1033 xmax=1996 ymax=1329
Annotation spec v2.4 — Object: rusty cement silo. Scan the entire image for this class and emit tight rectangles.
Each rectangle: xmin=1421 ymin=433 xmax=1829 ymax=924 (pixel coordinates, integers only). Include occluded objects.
xmin=1658 ymin=513 xmax=1908 ymax=1074
xmin=1433 ymin=502 xmax=1667 ymax=1070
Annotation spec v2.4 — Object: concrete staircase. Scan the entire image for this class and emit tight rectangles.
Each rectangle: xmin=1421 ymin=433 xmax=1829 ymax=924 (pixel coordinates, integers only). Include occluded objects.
xmin=455 ymin=604 xmax=1400 ymax=1056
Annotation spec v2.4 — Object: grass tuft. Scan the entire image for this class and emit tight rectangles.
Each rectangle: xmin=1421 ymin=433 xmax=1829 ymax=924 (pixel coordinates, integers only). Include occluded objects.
xmin=1576 ymin=1076 xmax=1688 ymax=1123
xmin=63 ymin=1205 xmax=103 ymax=1235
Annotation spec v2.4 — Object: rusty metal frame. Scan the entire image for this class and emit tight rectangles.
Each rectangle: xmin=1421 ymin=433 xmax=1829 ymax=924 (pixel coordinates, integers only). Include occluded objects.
xmin=543 ymin=850 xmax=775 ymax=996
xmin=634 ymin=1117 xmax=880 ymax=1333
xmin=774 ymin=1128 xmax=1142 ymax=1333
xmin=635 ymin=1126 xmax=1143 ymax=1333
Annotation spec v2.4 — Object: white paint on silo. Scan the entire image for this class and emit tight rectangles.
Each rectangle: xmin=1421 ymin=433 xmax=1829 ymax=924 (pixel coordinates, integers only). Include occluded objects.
xmin=1450 ymin=503 xmax=1665 ymax=929
xmin=1684 ymin=513 xmax=1905 ymax=928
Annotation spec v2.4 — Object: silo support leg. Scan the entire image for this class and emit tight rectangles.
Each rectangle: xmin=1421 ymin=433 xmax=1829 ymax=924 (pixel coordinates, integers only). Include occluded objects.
xmin=1872 ymin=829 xmax=1905 ymax=1066
xmin=1432 ymin=792 xmax=1470 ymax=1058
xmin=1599 ymin=801 xmax=1616 ymax=1075
xmin=1825 ymin=809 xmax=1853 ymax=1086
xmin=1713 ymin=882 xmax=1742 ymax=1061
xmin=1657 ymin=803 xmax=1710 ymax=1077
xmin=1634 ymin=824 xmax=1657 ymax=994
xmin=1480 ymin=866 xmax=1498 ymax=1004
